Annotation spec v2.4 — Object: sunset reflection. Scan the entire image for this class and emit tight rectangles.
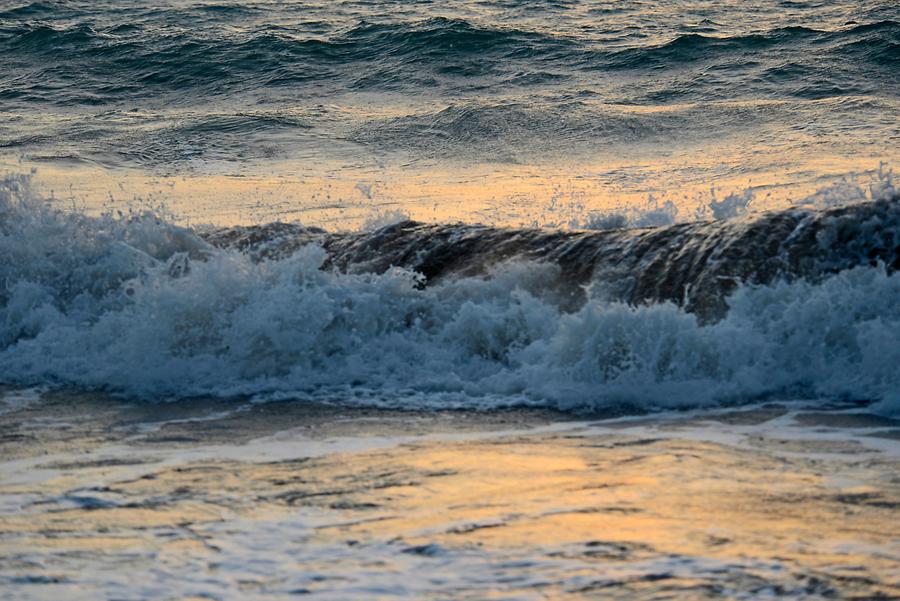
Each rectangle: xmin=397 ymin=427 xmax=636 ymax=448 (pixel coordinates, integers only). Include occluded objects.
xmin=10 ymin=152 xmax=890 ymax=231
xmin=3 ymin=419 xmax=898 ymax=598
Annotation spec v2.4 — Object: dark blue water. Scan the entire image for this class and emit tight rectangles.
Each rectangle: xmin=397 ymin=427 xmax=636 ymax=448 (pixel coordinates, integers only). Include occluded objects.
xmin=1 ymin=0 xmax=897 ymax=171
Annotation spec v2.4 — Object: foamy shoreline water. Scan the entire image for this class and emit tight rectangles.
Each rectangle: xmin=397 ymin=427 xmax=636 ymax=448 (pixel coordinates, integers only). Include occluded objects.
xmin=1 ymin=392 xmax=899 ymax=599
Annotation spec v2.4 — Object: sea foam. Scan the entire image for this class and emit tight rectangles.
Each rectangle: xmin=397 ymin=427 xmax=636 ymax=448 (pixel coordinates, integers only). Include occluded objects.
xmin=1 ymin=174 xmax=899 ymax=414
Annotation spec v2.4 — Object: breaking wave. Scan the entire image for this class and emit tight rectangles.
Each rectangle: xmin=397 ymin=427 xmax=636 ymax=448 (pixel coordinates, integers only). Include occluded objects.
xmin=1 ymin=174 xmax=899 ymax=414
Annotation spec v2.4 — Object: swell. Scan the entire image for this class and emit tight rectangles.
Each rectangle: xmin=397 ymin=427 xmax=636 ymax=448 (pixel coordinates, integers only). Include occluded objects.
xmin=2 ymin=16 xmax=896 ymax=104
xmin=0 ymin=17 xmax=575 ymax=103
xmin=604 ymin=21 xmax=900 ymax=69
xmin=601 ymin=20 xmax=900 ymax=101
xmin=206 ymin=196 xmax=900 ymax=320
xmin=1 ymin=17 xmax=573 ymax=61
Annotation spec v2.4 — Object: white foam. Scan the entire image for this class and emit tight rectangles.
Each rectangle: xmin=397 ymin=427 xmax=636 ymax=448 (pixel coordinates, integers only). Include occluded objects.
xmin=1 ymin=173 xmax=899 ymax=414
xmin=576 ymin=163 xmax=895 ymax=229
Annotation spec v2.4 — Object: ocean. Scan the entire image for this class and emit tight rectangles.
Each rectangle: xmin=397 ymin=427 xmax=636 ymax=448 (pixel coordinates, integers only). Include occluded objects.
xmin=1 ymin=1 xmax=899 ymax=599
xmin=1 ymin=0 xmax=898 ymax=225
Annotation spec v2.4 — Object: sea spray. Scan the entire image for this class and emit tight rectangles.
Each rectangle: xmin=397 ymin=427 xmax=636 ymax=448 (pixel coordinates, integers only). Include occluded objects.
xmin=2 ymin=175 xmax=899 ymax=413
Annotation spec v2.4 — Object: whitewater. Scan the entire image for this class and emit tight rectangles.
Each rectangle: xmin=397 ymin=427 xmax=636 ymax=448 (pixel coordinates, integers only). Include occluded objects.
xmin=2 ymin=173 xmax=898 ymax=415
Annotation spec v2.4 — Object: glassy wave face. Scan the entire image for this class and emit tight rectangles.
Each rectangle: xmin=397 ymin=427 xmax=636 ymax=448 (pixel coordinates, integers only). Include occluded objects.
xmin=0 ymin=0 xmax=897 ymax=170
xmin=2 ymin=175 xmax=899 ymax=414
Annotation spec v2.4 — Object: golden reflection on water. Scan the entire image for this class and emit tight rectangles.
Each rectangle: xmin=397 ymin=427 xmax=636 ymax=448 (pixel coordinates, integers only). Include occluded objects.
xmin=7 ymin=150 xmax=888 ymax=230
xmin=316 ymin=435 xmax=898 ymax=565
xmin=2 ymin=428 xmax=898 ymax=596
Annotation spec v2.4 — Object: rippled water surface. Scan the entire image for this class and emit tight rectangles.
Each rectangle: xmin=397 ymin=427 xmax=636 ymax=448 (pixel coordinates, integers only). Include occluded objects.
xmin=2 ymin=395 xmax=900 ymax=600
xmin=1 ymin=0 xmax=898 ymax=224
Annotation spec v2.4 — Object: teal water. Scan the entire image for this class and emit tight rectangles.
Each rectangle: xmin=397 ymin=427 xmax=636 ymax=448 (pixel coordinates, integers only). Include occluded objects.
xmin=1 ymin=0 xmax=897 ymax=169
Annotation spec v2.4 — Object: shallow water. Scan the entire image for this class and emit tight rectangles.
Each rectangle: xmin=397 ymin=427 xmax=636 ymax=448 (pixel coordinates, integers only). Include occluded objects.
xmin=1 ymin=392 xmax=899 ymax=600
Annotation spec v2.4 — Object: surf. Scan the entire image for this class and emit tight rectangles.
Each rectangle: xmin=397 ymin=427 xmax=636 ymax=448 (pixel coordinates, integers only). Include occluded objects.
xmin=1 ymin=173 xmax=898 ymax=414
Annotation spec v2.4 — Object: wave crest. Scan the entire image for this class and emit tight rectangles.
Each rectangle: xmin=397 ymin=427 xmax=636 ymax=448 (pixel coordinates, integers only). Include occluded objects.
xmin=1 ymin=175 xmax=899 ymax=414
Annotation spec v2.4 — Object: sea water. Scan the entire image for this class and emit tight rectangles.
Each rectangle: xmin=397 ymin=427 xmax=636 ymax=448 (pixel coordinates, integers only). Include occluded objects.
xmin=1 ymin=1 xmax=899 ymax=599
xmin=1 ymin=0 xmax=898 ymax=223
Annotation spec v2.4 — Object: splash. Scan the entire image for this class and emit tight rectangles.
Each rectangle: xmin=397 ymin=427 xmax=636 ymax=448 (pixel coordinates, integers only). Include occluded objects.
xmin=1 ymin=174 xmax=899 ymax=414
